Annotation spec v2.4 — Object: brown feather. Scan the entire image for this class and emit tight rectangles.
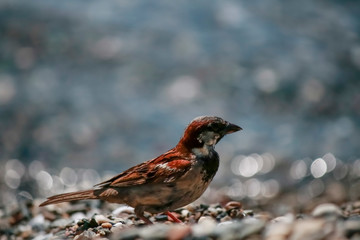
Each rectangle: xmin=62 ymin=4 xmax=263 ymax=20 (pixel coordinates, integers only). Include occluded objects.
xmin=39 ymin=190 xmax=97 ymax=206
xmin=94 ymin=149 xmax=193 ymax=188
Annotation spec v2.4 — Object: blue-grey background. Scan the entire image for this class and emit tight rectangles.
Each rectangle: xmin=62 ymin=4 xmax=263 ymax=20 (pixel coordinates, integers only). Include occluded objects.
xmin=1 ymin=0 xmax=360 ymax=204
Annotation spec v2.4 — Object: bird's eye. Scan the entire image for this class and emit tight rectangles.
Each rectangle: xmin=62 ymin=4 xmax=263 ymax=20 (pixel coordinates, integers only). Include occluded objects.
xmin=209 ymin=122 xmax=221 ymax=131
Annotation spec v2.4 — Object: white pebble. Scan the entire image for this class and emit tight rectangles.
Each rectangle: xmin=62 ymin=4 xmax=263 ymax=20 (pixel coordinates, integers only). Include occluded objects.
xmin=95 ymin=214 xmax=111 ymax=224
xmin=271 ymin=213 xmax=294 ymax=223
xmin=112 ymin=205 xmax=134 ymax=215
xmin=311 ymin=203 xmax=342 ymax=218
xmin=193 ymin=216 xmax=216 ymax=236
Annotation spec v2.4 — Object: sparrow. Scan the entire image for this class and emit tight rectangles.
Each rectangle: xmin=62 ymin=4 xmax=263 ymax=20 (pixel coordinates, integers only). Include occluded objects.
xmin=40 ymin=116 xmax=242 ymax=224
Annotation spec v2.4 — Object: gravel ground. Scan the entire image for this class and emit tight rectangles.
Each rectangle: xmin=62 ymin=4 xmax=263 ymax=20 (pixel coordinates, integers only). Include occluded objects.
xmin=1 ymin=197 xmax=360 ymax=240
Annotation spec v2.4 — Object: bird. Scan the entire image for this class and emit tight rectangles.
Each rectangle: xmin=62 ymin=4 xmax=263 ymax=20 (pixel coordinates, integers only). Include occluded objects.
xmin=40 ymin=116 xmax=242 ymax=224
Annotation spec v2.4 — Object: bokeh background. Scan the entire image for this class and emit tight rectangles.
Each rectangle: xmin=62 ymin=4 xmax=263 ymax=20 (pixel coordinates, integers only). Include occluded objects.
xmin=1 ymin=0 xmax=360 ymax=211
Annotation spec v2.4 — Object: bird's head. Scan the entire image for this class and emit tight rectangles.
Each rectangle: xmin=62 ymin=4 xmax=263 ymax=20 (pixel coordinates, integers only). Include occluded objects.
xmin=177 ymin=116 xmax=242 ymax=155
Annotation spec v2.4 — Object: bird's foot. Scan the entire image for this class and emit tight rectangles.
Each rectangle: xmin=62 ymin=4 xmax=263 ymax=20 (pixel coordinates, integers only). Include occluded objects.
xmin=165 ymin=211 xmax=182 ymax=223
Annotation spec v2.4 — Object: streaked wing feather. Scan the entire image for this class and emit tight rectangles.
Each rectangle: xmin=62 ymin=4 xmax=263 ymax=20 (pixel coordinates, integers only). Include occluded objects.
xmin=94 ymin=150 xmax=192 ymax=188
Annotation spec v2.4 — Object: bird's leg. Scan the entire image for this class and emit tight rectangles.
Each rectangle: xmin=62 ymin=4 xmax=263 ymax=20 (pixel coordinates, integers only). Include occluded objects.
xmin=166 ymin=211 xmax=182 ymax=223
xmin=135 ymin=206 xmax=153 ymax=224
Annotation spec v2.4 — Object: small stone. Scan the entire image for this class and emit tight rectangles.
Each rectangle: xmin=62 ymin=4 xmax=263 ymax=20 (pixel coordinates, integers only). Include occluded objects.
xmin=290 ymin=219 xmax=331 ymax=240
xmin=112 ymin=206 xmax=134 ymax=215
xmin=344 ymin=216 xmax=360 ymax=238
xmin=181 ymin=209 xmax=190 ymax=218
xmin=50 ymin=218 xmax=73 ymax=228
xmin=353 ymin=201 xmax=360 ymax=209
xmin=9 ymin=210 xmax=23 ymax=225
xmin=103 ymin=228 xmax=112 ymax=235
xmin=228 ymin=209 xmax=245 ymax=219
xmin=224 ymin=201 xmax=242 ymax=211
xmin=77 ymin=219 xmax=86 ymax=226
xmin=220 ymin=216 xmax=232 ymax=222
xmin=193 ymin=216 xmax=216 ymax=236
xmin=188 ymin=215 xmax=197 ymax=224
xmin=72 ymin=212 xmax=87 ymax=222
xmin=184 ymin=204 xmax=196 ymax=212
xmin=89 ymin=217 xmax=99 ymax=227
xmin=98 ymin=229 xmax=106 ymax=236
xmin=139 ymin=224 xmax=172 ymax=239
xmin=168 ymin=225 xmax=191 ymax=240
xmin=199 ymin=204 xmax=209 ymax=211
xmin=243 ymin=209 xmax=254 ymax=216
xmin=208 ymin=207 xmax=223 ymax=218
xmin=113 ymin=222 xmax=124 ymax=227
xmin=74 ymin=230 xmax=96 ymax=240
xmin=194 ymin=211 xmax=202 ymax=221
xmin=18 ymin=225 xmax=32 ymax=239
xmin=20 ymin=229 xmax=33 ymax=239
xmin=216 ymin=211 xmax=227 ymax=221
xmin=111 ymin=226 xmax=140 ymax=240
xmin=42 ymin=210 xmax=56 ymax=221
xmin=271 ymin=214 xmax=295 ymax=223
xmin=155 ymin=214 xmax=169 ymax=221
xmin=254 ymin=212 xmax=273 ymax=222
xmin=215 ymin=219 xmax=265 ymax=239
xmin=29 ymin=214 xmax=45 ymax=228
xmin=110 ymin=223 xmax=128 ymax=236
xmin=66 ymin=203 xmax=88 ymax=215
xmin=101 ymin=222 xmax=113 ymax=229
xmin=311 ymin=203 xmax=343 ymax=218
xmin=94 ymin=214 xmax=111 ymax=224
xmin=264 ymin=222 xmax=292 ymax=240
xmin=32 ymin=233 xmax=53 ymax=240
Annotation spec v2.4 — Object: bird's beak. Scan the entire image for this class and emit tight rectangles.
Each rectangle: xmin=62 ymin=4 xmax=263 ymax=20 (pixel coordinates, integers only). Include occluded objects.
xmin=224 ymin=122 xmax=242 ymax=134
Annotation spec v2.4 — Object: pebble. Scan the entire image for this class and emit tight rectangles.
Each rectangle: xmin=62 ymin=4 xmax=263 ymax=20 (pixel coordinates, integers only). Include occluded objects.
xmin=224 ymin=201 xmax=242 ymax=211
xmin=18 ymin=224 xmax=32 ymax=238
xmin=208 ymin=207 xmax=219 ymax=217
xmin=29 ymin=214 xmax=45 ymax=228
xmin=94 ymin=214 xmax=111 ymax=224
xmin=74 ymin=230 xmax=96 ymax=240
xmin=168 ymin=225 xmax=192 ymax=240
xmin=4 ymin=198 xmax=360 ymax=239
xmin=271 ymin=213 xmax=295 ymax=223
xmin=67 ymin=203 xmax=88 ymax=215
xmin=311 ymin=203 xmax=343 ymax=218
xmin=352 ymin=201 xmax=360 ymax=209
xmin=71 ymin=212 xmax=87 ymax=222
xmin=89 ymin=217 xmax=99 ymax=227
xmin=184 ymin=204 xmax=196 ymax=212
xmin=215 ymin=219 xmax=265 ymax=239
xmin=254 ymin=212 xmax=273 ymax=222
xmin=344 ymin=216 xmax=360 ymax=238
xmin=50 ymin=218 xmax=73 ymax=228
xmin=139 ymin=224 xmax=172 ymax=239
xmin=101 ymin=222 xmax=113 ymax=229
xmin=290 ymin=219 xmax=330 ymax=240
xmin=193 ymin=216 xmax=217 ymax=236
xmin=32 ymin=233 xmax=53 ymax=240
xmin=199 ymin=204 xmax=209 ymax=211
xmin=264 ymin=222 xmax=292 ymax=240
xmin=181 ymin=209 xmax=190 ymax=218
xmin=220 ymin=215 xmax=232 ymax=222
xmin=243 ymin=209 xmax=254 ymax=216
xmin=155 ymin=214 xmax=169 ymax=221
xmin=42 ymin=210 xmax=57 ymax=221
xmin=112 ymin=206 xmax=134 ymax=215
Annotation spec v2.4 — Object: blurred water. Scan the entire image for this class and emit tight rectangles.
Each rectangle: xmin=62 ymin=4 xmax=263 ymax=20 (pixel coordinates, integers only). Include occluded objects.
xmin=0 ymin=0 xmax=360 ymax=202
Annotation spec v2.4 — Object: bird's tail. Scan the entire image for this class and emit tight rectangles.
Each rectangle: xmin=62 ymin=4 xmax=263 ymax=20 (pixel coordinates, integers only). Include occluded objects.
xmin=39 ymin=189 xmax=98 ymax=206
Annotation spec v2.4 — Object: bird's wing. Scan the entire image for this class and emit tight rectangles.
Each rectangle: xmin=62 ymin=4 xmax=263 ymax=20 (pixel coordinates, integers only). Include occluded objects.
xmin=94 ymin=149 xmax=193 ymax=188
